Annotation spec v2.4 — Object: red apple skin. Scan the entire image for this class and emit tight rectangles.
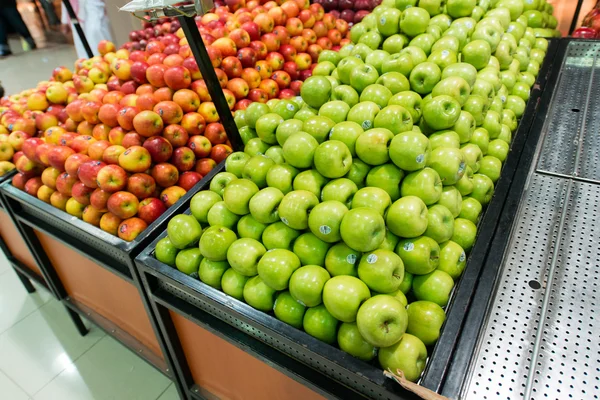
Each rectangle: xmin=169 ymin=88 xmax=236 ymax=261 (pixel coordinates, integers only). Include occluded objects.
xmin=98 ymin=103 xmax=121 ymax=127
xmin=160 ymin=186 xmax=186 ymax=207
xmin=81 ymin=101 xmax=102 ymax=124
xmin=65 ymin=153 xmax=91 ymax=176
xmin=117 ymin=106 xmax=139 ymax=131
xmin=107 ymin=191 xmax=140 ymax=219
xmin=249 ymin=41 xmax=268 ymax=60
xmin=118 ymin=146 xmax=152 ymax=173
xmin=130 ymin=61 xmax=149 ymax=84
xmin=153 ymin=101 xmax=183 ymax=125
xmin=118 ymin=217 xmax=148 ymax=241
xmin=47 ymin=146 xmax=75 ymax=171
xmin=154 ymin=87 xmax=174 ymax=102
xmin=137 ymin=197 xmax=167 ymax=224
xmin=22 ymin=137 xmax=44 ymax=163
xmin=210 ymin=144 xmax=233 ymax=163
xmin=34 ymin=143 xmax=53 ymax=167
xmin=102 ymin=145 xmax=126 ymax=165
xmin=164 ymin=66 xmax=192 ymax=91
xmin=171 ymin=147 xmax=196 ymax=172
xmin=146 ymin=64 xmax=168 ymax=87
xmin=121 ymin=133 xmax=144 ymax=149
xmin=71 ymin=181 xmax=95 ymax=205
xmin=133 ymin=110 xmax=164 ymax=137
xmin=143 ymin=136 xmax=173 ymax=163
xmin=55 ymin=172 xmax=79 ymax=196
xmin=136 ymin=93 xmax=158 ymax=112
xmin=12 ymin=173 xmax=28 ymax=190
xmin=237 ymin=48 xmax=258 ymax=69
xmin=127 ymin=173 xmax=157 ymax=200
xmin=71 ymin=135 xmax=96 ymax=155
xmin=78 ymin=160 xmax=106 ymax=189
xmin=82 ymin=205 xmax=105 ymax=227
xmin=24 ymin=177 xmax=43 ymax=197
xmin=96 ymin=164 xmax=128 ymax=193
xmin=187 ymin=135 xmax=212 ymax=158
xmin=172 ymin=89 xmax=200 ymax=113
xmin=90 ymin=188 xmax=111 ymax=211
xmin=88 ymin=140 xmax=111 ymax=161
xmin=177 ymin=171 xmax=203 ymax=191
xmin=162 ymin=124 xmax=189 ymax=148
xmin=151 ymin=162 xmax=179 ymax=187
xmin=41 ymin=167 xmax=61 ymax=189
xmin=204 ymin=123 xmax=228 ymax=145
xmin=100 ymin=212 xmax=122 ymax=235
xmin=221 ymin=56 xmax=243 ymax=78
xmin=92 ymin=124 xmax=111 ymax=141
xmin=180 ymin=112 xmax=206 ymax=136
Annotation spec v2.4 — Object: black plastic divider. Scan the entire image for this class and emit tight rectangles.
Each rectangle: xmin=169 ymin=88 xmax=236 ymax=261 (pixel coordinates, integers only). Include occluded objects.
xmin=420 ymin=38 xmax=562 ymax=393
xmin=439 ymin=39 xmax=570 ymax=398
xmin=132 ymin=40 xmax=561 ymax=400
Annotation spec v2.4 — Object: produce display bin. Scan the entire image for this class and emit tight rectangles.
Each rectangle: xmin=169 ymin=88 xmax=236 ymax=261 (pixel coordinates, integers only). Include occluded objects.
xmin=0 ymin=161 xmax=225 ymax=385
xmin=134 ymin=41 xmax=562 ymax=400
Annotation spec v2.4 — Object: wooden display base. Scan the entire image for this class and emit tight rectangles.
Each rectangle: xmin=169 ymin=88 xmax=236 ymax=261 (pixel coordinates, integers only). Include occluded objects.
xmin=0 ymin=208 xmax=41 ymax=277
xmin=170 ymin=311 xmax=324 ymax=400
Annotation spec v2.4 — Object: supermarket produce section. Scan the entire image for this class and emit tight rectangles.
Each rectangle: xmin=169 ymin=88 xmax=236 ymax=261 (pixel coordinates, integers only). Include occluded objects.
xmin=0 ymin=0 xmax=598 ymax=399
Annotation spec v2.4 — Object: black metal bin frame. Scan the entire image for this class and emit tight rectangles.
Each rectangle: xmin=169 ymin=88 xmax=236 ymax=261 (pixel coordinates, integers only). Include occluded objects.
xmin=134 ymin=39 xmax=562 ymax=400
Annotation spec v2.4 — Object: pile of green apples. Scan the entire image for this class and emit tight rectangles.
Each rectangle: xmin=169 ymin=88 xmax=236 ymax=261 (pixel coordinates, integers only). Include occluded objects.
xmin=154 ymin=0 xmax=552 ymax=384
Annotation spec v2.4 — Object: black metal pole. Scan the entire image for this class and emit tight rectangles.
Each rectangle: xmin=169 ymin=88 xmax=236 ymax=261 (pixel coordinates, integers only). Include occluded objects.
xmin=61 ymin=0 xmax=94 ymax=58
xmin=569 ymin=0 xmax=586 ymax=35
xmin=178 ymin=15 xmax=243 ymax=151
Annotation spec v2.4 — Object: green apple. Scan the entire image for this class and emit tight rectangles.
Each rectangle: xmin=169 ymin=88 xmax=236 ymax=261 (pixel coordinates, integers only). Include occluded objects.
xmin=356 ymin=295 xmax=407 ymax=348
xmin=197 ymin=258 xmax=228 ymax=290
xmin=424 ymin=204 xmax=454 ymax=243
xmin=377 ymin=72 xmax=410 ymax=95
xmin=303 ymin=304 xmax=339 ymax=344
xmin=347 ymin=101 xmax=380 ymax=131
xmin=409 ymin=62 xmax=442 ymax=95
xmin=406 ymin=300 xmax=446 ymax=346
xmin=318 ymin=101 xmax=350 ymax=124
xmin=325 ymin=243 xmax=360 ymax=277
xmin=429 ymin=130 xmax=460 ymax=150
xmin=209 ymin=172 xmax=237 ymax=197
xmin=472 ymin=24 xmax=503 ymax=53
xmin=365 ymin=50 xmax=391 ymax=76
xmin=331 ymin=85 xmax=360 ymax=108
xmin=338 ymin=322 xmax=376 ymax=361
xmin=337 ymin=56 xmax=365 ymax=85
xmin=395 ymin=0 xmax=418 ymax=10
xmin=366 ymin=164 xmax=404 ymax=201
xmin=199 ymin=225 xmax=238 ymax=262
xmin=452 ymin=111 xmax=476 ymax=145
xmin=358 ymin=31 xmax=383 ymax=51
xmin=377 ymin=8 xmax=402 ymax=36
xmin=303 ymin=115 xmax=335 ymax=143
xmin=382 ymin=52 xmax=415 ymax=77
xmin=355 ymin=128 xmax=394 ymax=166
xmin=301 ymin=76 xmax=332 ymax=109
xmin=352 ymin=187 xmax=392 ymax=217
xmin=313 ymin=140 xmax=353 ymax=179
xmin=262 ymin=221 xmax=300 ymax=250
xmin=274 ymin=291 xmax=308 ymax=330
xmin=257 ymin=248 xmax=301 ymax=290
xmin=399 ymin=271 xmax=413 ymax=294
xmin=360 ymin=84 xmax=393 ymax=109
xmin=293 ymin=232 xmax=331 ymax=266
xmin=437 ymin=186 xmax=462 ymax=217
xmin=400 ymin=6 xmax=430 ymax=38
xmin=460 ymin=196 xmax=483 ymax=224
xmin=344 ymin=158 xmax=371 ymax=188
xmin=264 ymin=146 xmax=284 ymax=165
xmin=350 ymin=24 xmax=368 ymax=44
xmin=289 ymin=265 xmax=330 ymax=307
xmin=401 ymin=167 xmax=443 ymax=205
xmin=225 ymin=152 xmax=251 ymax=178
xmin=243 ymin=275 xmax=277 ymax=311
xmin=282 ymin=132 xmax=319 ymax=169
xmin=240 ymin=126 xmax=258 ymax=146
xmin=382 ymin=34 xmax=408 ymax=54
xmin=446 ymin=0 xmax=476 ymax=17
xmin=463 ymin=95 xmax=489 ymax=126
xmin=278 ymin=190 xmax=319 ymax=230
xmin=413 ymin=269 xmax=454 ymax=306
xmin=349 ymin=64 xmax=380 ymax=93
xmin=340 ymin=207 xmax=386 ymax=252
xmin=318 ymin=49 xmax=341 ymax=65
xmin=175 ymin=247 xmax=202 ymax=276
xmin=442 ymin=62 xmax=477 ymax=89
xmin=535 ymin=37 xmax=548 ymax=51
xmin=461 ymin=39 xmax=492 ymax=70
xmin=488 ymin=139 xmax=509 ymax=162
xmin=320 ymin=179 xmax=357 ymax=209
xmin=479 ymin=155 xmax=502 ymax=183
xmin=266 ymin=164 xmax=299 ymax=194
xmin=322 ymin=275 xmax=371 ymax=322
xmin=518 ymin=71 xmax=535 ymax=87
xmin=255 ymin=113 xmax=284 ymax=145
xmin=452 ymin=217 xmax=477 ymax=251
xmin=167 ymin=214 xmax=202 ymax=249
xmin=443 ymin=27 xmax=469 ymax=51
xmin=386 ymin=196 xmax=428 ymax=238
xmin=242 ymin=155 xmax=275 ymax=189
xmin=422 ymin=95 xmax=461 ymax=130
xmin=428 ymin=49 xmax=458 ymax=70
xmin=470 ymin=127 xmax=490 ymax=155
xmin=379 ymin=229 xmax=401 ymax=251
xmin=373 ymin=105 xmax=413 ymax=135
xmin=379 ymin=333 xmax=428 ymax=382
xmin=247 ymin=187 xmax=283 ymax=224
xmin=307 ymin=201 xmax=348 ymax=244
xmin=419 ymin=0 xmax=444 ymax=16
xmin=237 ymin=215 xmax=267 ymax=241
xmin=222 ymin=178 xmax=259 ymax=216
xmin=511 ymin=81 xmax=531 ymax=101
xmin=410 ymin=33 xmax=436 ymax=55
xmin=155 ymin=237 xmax=179 ymax=267
xmin=358 ymin=250 xmax=404 ymax=293
xmin=226 ymin=238 xmax=266 ymax=277
xmin=275 ymin=119 xmax=302 ymax=146
xmin=293 ymin=170 xmax=329 ymax=198
xmin=312 ymin=61 xmax=336 ymax=77
xmin=245 ymin=102 xmax=270 ymax=129
xmin=432 ymin=36 xmax=460 ymax=54
xmin=432 ymin=77 xmax=471 ymax=109
xmin=430 ymin=13 xmax=452 ymax=30
xmin=329 ymin=121 xmax=364 ymax=157
xmin=438 ymin=240 xmax=467 ymax=280
xmin=220 ymin=268 xmax=250 ymax=300
xmin=470 ymin=173 xmax=494 ymax=206
xmin=190 ymin=191 xmax=221 ymax=225
xmin=461 ymin=143 xmax=483 ymax=173
xmin=396 ymin=236 xmax=440 ymax=275
xmin=389 ymin=130 xmax=430 ymax=171
xmin=455 ymin=165 xmax=474 ymax=196
xmin=388 ymin=91 xmax=423 ymax=124
xmin=234 ymin=110 xmax=247 ymax=129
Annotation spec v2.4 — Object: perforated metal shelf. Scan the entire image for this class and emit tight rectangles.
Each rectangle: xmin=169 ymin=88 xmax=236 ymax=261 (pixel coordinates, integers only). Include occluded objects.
xmin=463 ymin=40 xmax=600 ymax=400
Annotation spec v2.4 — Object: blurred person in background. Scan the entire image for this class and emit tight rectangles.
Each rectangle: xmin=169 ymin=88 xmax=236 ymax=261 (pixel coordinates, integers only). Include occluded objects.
xmin=61 ymin=0 xmax=114 ymax=58
xmin=0 ymin=0 xmax=37 ymax=57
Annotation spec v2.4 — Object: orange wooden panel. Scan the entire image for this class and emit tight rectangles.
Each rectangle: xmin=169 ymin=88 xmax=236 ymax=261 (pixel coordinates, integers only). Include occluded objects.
xmin=35 ymin=231 xmax=163 ymax=359
xmin=0 ymin=209 xmax=41 ymax=276
xmin=171 ymin=311 xmax=325 ymax=400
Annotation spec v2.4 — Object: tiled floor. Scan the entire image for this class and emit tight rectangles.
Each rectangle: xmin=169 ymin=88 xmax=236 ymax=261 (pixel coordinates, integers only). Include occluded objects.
xmin=0 ymin=44 xmax=179 ymax=399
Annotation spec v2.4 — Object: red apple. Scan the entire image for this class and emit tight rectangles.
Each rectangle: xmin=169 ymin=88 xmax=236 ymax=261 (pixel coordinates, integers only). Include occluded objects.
xmin=249 ymin=41 xmax=268 ymax=60
xmin=164 ymin=66 xmax=192 ymax=91
xmin=143 ymin=136 xmax=173 ymax=163
xmin=210 ymin=144 xmax=233 ymax=163
xmin=153 ymin=101 xmax=183 ymax=125
xmin=118 ymin=145 xmax=152 ymax=173
xmin=72 ymin=181 xmax=95 ymax=205
xmin=132 ymin=110 xmax=164 ymax=137
xmin=65 ymin=153 xmax=91 ymax=176
xmin=96 ymin=164 xmax=128 ymax=193
xmin=137 ymin=197 xmax=167 ymax=224
xmin=117 ymin=106 xmax=139 ymax=131
xmin=78 ymin=160 xmax=106 ymax=188
xmin=107 ymin=191 xmax=140 ymax=219
xmin=127 ymin=173 xmax=157 ymax=200
xmin=151 ymin=162 xmax=179 ymax=187
xmin=55 ymin=172 xmax=78 ymax=196
xmin=25 ymin=177 xmax=43 ymax=197
xmin=180 ymin=112 xmax=206 ymax=136
xmin=88 ymin=140 xmax=111 ymax=161
xmin=130 ymin=61 xmax=150 ymax=84
xmin=170 ymin=147 xmax=196 ymax=172
xmin=160 ymin=186 xmax=186 ymax=207
xmin=47 ymin=146 xmax=75 ymax=171
xmin=102 ymin=145 xmax=126 ymax=165
xmin=90 ymin=188 xmax=111 ymax=211
xmin=99 ymin=212 xmax=122 ymax=235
